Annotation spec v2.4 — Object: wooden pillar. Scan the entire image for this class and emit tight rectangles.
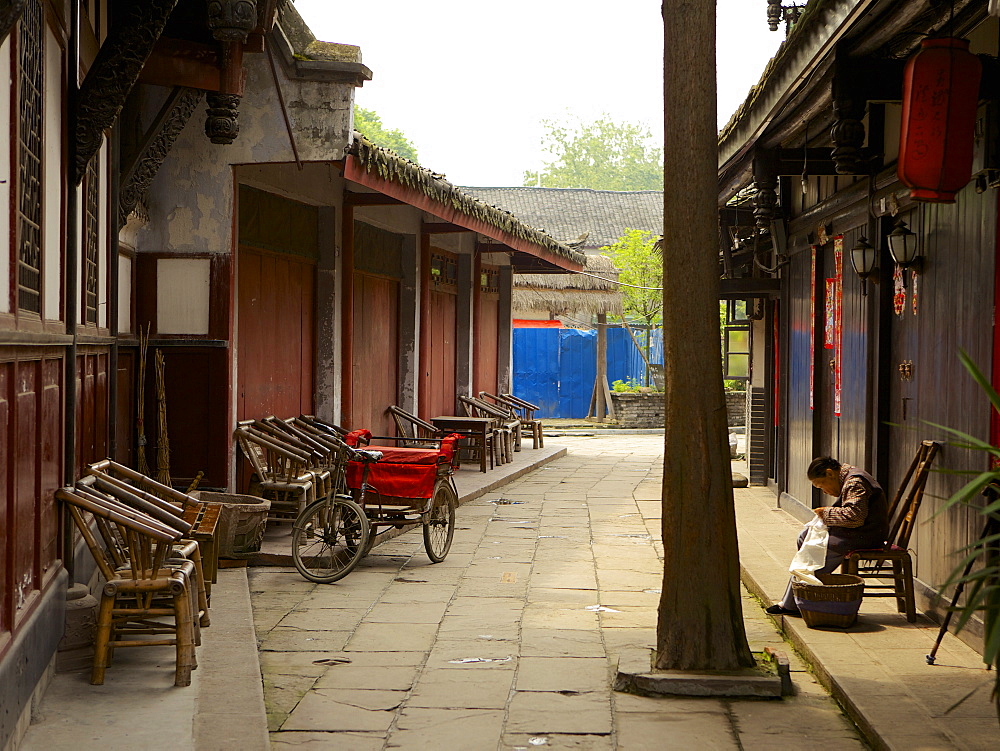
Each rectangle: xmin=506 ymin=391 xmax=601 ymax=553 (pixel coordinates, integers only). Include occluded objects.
xmin=596 ymin=313 xmax=608 ymax=421
xmin=497 ymin=265 xmax=514 ymax=393
xmin=472 ymin=251 xmax=482 ymax=395
xmin=340 ymin=203 xmax=355 ymax=427
xmin=418 ymin=230 xmax=432 ymax=418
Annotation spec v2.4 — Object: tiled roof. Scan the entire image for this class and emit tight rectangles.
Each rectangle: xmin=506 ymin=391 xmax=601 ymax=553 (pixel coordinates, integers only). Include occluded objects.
xmin=459 ymin=187 xmax=663 ymax=251
xmin=346 ymin=136 xmax=585 ymax=268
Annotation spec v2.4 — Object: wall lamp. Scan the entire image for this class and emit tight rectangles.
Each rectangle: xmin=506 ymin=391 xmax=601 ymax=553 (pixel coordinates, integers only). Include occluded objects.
xmin=850 ymin=236 xmax=878 ymax=295
xmin=887 ymin=218 xmax=922 ymax=286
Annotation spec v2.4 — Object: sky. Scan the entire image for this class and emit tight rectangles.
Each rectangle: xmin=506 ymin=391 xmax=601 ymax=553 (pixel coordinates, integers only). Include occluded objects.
xmin=293 ymin=0 xmax=784 ymax=187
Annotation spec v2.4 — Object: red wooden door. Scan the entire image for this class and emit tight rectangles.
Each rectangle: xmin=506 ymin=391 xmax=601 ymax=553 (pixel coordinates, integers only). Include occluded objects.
xmin=352 ymin=273 xmax=399 ymax=435
xmin=237 ymin=246 xmax=315 ymax=421
xmin=427 ymin=287 xmax=457 ymax=417
xmin=475 ymin=292 xmax=499 ymax=395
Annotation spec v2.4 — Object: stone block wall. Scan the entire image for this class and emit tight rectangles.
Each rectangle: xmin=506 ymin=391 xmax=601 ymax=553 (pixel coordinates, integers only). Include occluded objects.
xmin=610 ymin=393 xmax=664 ymax=428
xmin=726 ymin=390 xmax=747 ymax=427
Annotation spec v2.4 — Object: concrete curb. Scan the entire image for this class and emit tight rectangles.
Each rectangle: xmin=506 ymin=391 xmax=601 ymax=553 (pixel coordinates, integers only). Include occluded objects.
xmin=740 ymin=563 xmax=888 ymax=750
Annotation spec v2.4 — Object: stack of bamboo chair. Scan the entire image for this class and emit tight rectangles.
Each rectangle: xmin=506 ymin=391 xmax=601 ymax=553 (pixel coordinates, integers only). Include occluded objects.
xmin=234 ymin=416 xmax=355 ymax=520
xmin=58 ymin=461 xmax=219 ymax=687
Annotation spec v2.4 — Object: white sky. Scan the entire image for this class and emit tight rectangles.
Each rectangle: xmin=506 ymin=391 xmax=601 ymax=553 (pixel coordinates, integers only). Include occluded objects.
xmin=293 ymin=0 xmax=783 ymax=187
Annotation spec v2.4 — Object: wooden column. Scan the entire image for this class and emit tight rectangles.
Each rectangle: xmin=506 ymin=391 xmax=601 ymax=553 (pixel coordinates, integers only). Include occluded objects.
xmin=418 ymin=230 xmax=432 ymax=418
xmin=595 ymin=314 xmax=608 ymax=421
xmin=471 ymin=252 xmax=482 ymax=395
xmin=340 ymin=204 xmax=355 ymax=427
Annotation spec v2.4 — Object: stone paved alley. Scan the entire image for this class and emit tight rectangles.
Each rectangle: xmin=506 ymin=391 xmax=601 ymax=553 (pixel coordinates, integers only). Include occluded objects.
xmin=253 ymin=436 xmax=864 ymax=749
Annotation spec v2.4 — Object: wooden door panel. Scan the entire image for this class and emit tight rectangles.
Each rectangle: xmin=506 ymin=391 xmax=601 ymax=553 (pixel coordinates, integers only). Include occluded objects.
xmin=14 ymin=361 xmax=38 ymax=618
xmin=352 ymin=274 xmax=398 ymax=435
xmin=475 ymin=295 xmax=499 ymax=396
xmin=428 ymin=289 xmax=456 ymax=418
xmin=0 ymin=363 xmax=10 ymax=633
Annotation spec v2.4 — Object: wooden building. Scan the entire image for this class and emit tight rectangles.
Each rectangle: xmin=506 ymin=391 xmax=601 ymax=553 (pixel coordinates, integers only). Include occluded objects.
xmin=0 ymin=2 xmax=582 ymax=747
xmin=721 ymin=0 xmax=1000 ymax=650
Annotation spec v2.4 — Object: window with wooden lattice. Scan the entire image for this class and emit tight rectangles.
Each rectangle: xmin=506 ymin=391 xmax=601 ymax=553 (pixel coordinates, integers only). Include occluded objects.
xmin=430 ymin=253 xmax=457 ymax=288
xmin=16 ymin=0 xmax=44 ymax=315
xmin=480 ymin=267 xmax=499 ymax=294
xmin=84 ymin=158 xmax=100 ymax=324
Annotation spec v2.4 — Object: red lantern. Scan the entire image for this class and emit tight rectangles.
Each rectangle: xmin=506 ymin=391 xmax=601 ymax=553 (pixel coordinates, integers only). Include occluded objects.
xmin=898 ymin=37 xmax=982 ymax=203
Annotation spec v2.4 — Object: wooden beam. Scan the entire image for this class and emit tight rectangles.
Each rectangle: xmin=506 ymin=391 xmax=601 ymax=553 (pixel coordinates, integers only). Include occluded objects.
xmin=719 ymin=277 xmax=781 ymax=299
xmin=76 ymin=0 xmax=180 ymax=184
xmin=344 ymin=192 xmax=405 ymax=206
xmin=138 ymin=38 xmax=223 ymax=92
xmin=0 ymin=0 xmax=26 ymax=47
xmin=422 ymin=223 xmax=470 ymax=234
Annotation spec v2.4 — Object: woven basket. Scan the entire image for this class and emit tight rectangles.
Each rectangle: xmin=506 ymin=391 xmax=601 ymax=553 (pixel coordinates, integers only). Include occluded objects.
xmin=792 ymin=573 xmax=864 ymax=628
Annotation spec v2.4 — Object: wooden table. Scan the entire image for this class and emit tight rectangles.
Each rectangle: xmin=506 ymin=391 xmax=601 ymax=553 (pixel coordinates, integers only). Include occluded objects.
xmin=431 ymin=416 xmax=494 ymax=473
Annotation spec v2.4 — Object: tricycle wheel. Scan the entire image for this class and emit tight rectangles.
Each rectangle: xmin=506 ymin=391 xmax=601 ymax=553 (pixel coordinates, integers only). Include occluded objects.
xmin=423 ymin=481 xmax=456 ymax=562
xmin=292 ymin=497 xmax=369 ymax=583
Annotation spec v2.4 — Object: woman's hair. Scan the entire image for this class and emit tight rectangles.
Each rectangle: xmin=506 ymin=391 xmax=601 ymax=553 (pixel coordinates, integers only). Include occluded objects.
xmin=807 ymin=456 xmax=841 ymax=479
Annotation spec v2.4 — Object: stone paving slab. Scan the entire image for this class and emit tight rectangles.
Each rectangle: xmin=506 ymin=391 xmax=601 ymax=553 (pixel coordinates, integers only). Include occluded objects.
xmin=735 ymin=476 xmax=997 ymax=751
xmin=250 ymin=437 xmax=896 ymax=749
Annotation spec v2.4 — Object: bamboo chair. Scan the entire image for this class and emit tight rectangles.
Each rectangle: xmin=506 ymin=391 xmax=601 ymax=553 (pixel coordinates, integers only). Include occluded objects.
xmin=234 ymin=421 xmax=317 ymax=521
xmin=289 ymin=417 xmax=353 ymax=493
xmin=842 ymin=440 xmax=942 ymax=622
xmin=85 ymin=460 xmax=217 ymax=624
xmin=387 ymin=405 xmax=446 ymax=448
xmin=256 ymin=417 xmax=333 ymax=498
xmin=459 ymin=395 xmax=516 ymax=463
xmin=499 ymin=392 xmax=544 ymax=448
xmin=57 ymin=485 xmax=199 ymax=687
xmin=298 ymin=414 xmax=350 ymax=438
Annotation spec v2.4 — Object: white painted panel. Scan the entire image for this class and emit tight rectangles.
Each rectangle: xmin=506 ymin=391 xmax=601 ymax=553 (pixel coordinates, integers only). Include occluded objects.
xmin=157 ymin=258 xmax=210 ymax=334
xmin=42 ymin=26 xmax=63 ymax=321
xmin=0 ymin=38 xmax=11 ymax=314
xmin=118 ymin=254 xmax=131 ymax=334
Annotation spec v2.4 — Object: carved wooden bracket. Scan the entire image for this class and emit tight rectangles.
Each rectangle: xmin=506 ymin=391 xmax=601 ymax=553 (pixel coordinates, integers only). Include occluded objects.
xmin=0 ymin=0 xmax=27 ymax=46
xmin=119 ymin=87 xmax=202 ymax=226
xmin=752 ymin=150 xmax=779 ymax=230
xmin=75 ymin=0 xmax=180 ymax=185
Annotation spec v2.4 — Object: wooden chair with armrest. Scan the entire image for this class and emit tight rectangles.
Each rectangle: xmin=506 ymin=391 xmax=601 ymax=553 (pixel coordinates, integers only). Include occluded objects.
xmin=842 ymin=440 xmax=942 ymax=622
xmin=459 ymin=395 xmax=517 ymax=464
xmin=57 ymin=484 xmax=200 ymax=686
xmin=234 ymin=421 xmax=317 ymax=521
xmin=85 ymin=459 xmax=218 ymax=624
xmin=499 ymin=393 xmax=544 ymax=448
xmin=387 ymin=405 xmax=446 ymax=448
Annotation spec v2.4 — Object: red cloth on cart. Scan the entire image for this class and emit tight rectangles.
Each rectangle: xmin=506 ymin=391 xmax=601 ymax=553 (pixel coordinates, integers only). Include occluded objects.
xmin=345 ymin=433 xmax=460 ymax=500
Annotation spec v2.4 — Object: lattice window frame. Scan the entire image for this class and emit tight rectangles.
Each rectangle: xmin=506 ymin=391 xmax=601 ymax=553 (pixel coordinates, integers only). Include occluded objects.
xmin=480 ymin=267 xmax=500 ymax=294
xmin=15 ymin=0 xmax=44 ymax=316
xmin=84 ymin=157 xmax=100 ymax=325
xmin=430 ymin=253 xmax=457 ymax=289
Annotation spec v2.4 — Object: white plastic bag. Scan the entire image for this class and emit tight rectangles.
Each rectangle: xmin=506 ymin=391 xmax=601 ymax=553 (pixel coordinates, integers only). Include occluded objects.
xmin=788 ymin=516 xmax=829 ymax=586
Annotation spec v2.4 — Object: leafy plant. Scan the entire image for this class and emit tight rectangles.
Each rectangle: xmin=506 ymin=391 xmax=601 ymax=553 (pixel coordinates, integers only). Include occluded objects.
xmin=611 ymin=378 xmax=643 ymax=393
xmin=928 ymin=350 xmax=1000 ymax=720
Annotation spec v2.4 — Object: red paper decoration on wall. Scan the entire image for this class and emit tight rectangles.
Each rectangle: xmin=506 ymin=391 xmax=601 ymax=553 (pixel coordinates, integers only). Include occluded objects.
xmin=898 ymin=37 xmax=982 ymax=204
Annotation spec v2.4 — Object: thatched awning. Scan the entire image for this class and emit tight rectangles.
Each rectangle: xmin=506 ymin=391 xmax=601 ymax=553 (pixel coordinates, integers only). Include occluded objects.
xmin=514 ymin=255 xmax=623 ymax=316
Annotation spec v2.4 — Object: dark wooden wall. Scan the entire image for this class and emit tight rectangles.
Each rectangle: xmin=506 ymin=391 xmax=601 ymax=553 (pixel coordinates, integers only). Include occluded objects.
xmin=885 ymin=184 xmax=997 ymax=591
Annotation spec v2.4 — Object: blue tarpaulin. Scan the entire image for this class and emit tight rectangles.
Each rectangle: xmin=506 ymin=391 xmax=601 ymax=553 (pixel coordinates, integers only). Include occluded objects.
xmin=512 ymin=327 xmax=663 ymax=418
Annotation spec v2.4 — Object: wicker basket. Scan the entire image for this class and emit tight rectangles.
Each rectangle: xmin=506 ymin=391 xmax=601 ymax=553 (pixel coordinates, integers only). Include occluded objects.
xmin=792 ymin=573 xmax=864 ymax=628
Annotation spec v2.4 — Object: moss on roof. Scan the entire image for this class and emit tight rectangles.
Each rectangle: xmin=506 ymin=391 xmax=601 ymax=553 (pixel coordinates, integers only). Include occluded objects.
xmin=718 ymin=0 xmax=828 ymax=145
xmin=346 ymin=133 xmax=586 ymax=267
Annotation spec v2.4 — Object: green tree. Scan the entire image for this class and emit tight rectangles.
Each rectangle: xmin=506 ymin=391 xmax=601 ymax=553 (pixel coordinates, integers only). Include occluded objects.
xmin=603 ymin=229 xmax=662 ymax=385
xmin=353 ymin=106 xmax=419 ymax=162
xmin=524 ymin=115 xmax=663 ymax=190
xmin=602 ymin=229 xmax=662 ymax=329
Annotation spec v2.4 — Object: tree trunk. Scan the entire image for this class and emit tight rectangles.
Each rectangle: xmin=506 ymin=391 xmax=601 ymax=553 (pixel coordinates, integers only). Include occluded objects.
xmin=656 ymin=0 xmax=754 ymax=671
